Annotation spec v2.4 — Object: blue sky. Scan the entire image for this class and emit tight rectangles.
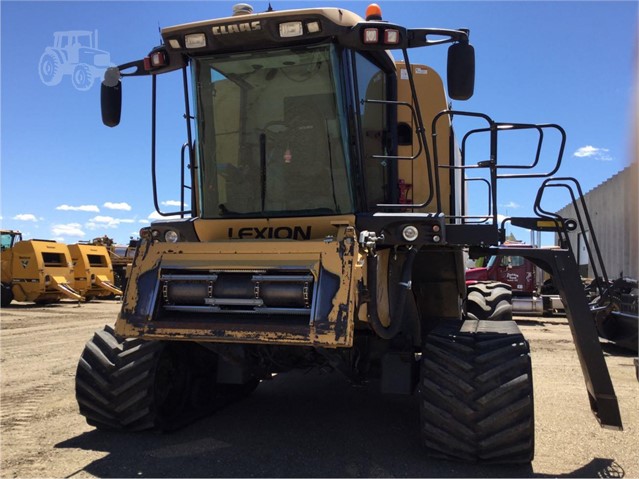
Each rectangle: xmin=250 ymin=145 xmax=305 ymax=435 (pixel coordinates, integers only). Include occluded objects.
xmin=1 ymin=0 xmax=637 ymax=245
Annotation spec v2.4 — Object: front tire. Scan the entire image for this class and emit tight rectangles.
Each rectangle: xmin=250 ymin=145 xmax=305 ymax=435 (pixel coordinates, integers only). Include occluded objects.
xmin=76 ymin=325 xmax=217 ymax=431
xmin=76 ymin=325 xmax=166 ymax=431
xmin=75 ymin=325 xmax=256 ymax=431
xmin=420 ymin=319 xmax=534 ymax=463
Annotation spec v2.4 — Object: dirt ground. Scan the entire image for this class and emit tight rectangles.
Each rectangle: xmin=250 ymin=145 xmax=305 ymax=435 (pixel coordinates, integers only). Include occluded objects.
xmin=1 ymin=300 xmax=637 ymax=478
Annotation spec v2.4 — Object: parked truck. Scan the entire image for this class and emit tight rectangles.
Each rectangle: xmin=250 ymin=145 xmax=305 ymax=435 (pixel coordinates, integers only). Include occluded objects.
xmin=75 ymin=3 xmax=622 ymax=463
xmin=466 ymin=243 xmax=565 ymax=316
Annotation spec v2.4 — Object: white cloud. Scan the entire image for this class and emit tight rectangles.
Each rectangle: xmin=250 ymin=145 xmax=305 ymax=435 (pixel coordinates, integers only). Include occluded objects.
xmin=85 ymin=216 xmax=135 ymax=229
xmin=52 ymin=223 xmax=85 ymax=237
xmin=13 ymin=214 xmax=38 ymax=222
xmin=573 ymin=145 xmax=612 ymax=161
xmin=103 ymin=202 xmax=132 ymax=211
xmin=56 ymin=204 xmax=100 ymax=212
xmin=161 ymin=200 xmax=188 ymax=207
xmin=148 ymin=211 xmax=182 ymax=220
xmin=139 ymin=219 xmax=150 ymax=224
xmin=500 ymin=201 xmax=520 ymax=209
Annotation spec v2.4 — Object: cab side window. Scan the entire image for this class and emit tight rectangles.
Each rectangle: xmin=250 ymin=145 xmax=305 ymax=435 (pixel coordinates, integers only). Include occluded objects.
xmin=354 ymin=53 xmax=389 ymax=209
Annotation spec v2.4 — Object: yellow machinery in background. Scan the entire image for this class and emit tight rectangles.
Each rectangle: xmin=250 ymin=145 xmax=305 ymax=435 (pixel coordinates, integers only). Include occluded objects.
xmin=68 ymin=244 xmax=123 ymax=300
xmin=1 ymin=230 xmax=81 ymax=306
xmin=89 ymin=236 xmax=137 ymax=294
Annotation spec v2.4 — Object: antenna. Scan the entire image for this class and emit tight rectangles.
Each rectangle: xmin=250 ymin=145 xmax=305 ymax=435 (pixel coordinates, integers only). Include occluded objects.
xmin=267 ymin=2 xmax=274 ymax=12
xmin=158 ymin=22 xmax=163 ymax=44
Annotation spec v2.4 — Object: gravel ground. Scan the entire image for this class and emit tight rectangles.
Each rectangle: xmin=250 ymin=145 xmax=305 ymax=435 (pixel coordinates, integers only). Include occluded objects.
xmin=1 ymin=300 xmax=637 ymax=478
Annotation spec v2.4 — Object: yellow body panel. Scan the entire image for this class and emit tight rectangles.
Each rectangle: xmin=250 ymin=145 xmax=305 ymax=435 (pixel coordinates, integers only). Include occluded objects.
xmin=68 ymin=244 xmax=122 ymax=299
xmin=194 ymin=215 xmax=355 ymax=241
xmin=1 ymin=240 xmax=80 ymax=302
xmin=395 ymin=61 xmax=454 ymax=215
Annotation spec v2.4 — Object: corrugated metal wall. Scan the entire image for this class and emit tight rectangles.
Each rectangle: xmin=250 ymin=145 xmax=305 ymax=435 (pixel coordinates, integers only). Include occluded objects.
xmin=556 ymin=161 xmax=638 ymax=279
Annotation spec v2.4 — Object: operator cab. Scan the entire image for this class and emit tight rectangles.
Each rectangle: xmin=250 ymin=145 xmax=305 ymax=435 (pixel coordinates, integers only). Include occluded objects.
xmin=100 ymin=4 xmax=474 ymax=225
xmin=1 ymin=231 xmax=22 ymax=251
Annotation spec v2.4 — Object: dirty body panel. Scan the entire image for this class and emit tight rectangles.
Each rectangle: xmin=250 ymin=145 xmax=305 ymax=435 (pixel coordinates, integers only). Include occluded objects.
xmin=116 ymin=224 xmax=360 ymax=348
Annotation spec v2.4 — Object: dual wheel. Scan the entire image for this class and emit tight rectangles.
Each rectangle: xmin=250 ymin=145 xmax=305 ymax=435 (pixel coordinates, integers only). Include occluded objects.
xmin=419 ymin=281 xmax=533 ymax=463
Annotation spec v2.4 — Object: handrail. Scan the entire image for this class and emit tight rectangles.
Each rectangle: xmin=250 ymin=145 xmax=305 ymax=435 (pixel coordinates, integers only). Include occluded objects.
xmin=533 ymin=177 xmax=610 ymax=297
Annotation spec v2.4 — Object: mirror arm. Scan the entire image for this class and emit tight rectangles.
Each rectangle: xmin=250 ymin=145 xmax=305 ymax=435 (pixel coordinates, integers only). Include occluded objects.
xmin=407 ymin=28 xmax=470 ymax=48
xmin=117 ymin=59 xmax=148 ymax=77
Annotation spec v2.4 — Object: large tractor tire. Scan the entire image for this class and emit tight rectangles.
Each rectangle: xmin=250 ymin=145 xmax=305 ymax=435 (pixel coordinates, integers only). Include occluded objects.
xmin=420 ymin=319 xmax=534 ymax=463
xmin=466 ymin=281 xmax=513 ymax=322
xmin=76 ymin=325 xmax=256 ymax=431
xmin=1 ymin=283 xmax=13 ymax=307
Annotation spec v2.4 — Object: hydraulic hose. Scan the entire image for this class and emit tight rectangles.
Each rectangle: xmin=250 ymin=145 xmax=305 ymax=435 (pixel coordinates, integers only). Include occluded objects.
xmin=366 ymin=247 xmax=419 ymax=340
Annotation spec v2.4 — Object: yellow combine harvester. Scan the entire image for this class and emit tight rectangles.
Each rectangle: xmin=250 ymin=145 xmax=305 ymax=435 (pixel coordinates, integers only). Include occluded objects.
xmin=1 ymin=230 xmax=81 ymax=306
xmin=75 ymin=3 xmax=623 ymax=463
xmin=68 ymin=243 xmax=123 ymax=300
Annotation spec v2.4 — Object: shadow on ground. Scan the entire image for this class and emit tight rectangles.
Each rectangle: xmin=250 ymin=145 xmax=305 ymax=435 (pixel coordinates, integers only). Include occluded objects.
xmin=57 ymin=372 xmax=620 ymax=478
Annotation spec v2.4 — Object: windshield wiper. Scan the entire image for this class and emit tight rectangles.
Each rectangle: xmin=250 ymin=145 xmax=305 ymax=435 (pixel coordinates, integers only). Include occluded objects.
xmin=325 ymin=120 xmax=339 ymax=213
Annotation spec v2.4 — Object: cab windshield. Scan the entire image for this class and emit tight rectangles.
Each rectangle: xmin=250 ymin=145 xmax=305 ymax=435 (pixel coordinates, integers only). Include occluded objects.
xmin=193 ymin=44 xmax=353 ymax=218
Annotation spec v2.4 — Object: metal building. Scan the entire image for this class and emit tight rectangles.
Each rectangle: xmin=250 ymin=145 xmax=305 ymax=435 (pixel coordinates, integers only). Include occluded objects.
xmin=556 ymin=161 xmax=638 ymax=279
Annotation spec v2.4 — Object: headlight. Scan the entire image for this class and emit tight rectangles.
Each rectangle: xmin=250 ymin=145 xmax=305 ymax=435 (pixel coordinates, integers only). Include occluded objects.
xmin=402 ymin=225 xmax=419 ymax=242
xmin=165 ymin=230 xmax=179 ymax=243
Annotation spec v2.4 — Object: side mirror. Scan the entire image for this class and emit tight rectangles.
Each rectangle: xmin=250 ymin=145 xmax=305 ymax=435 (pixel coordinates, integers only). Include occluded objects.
xmin=101 ymin=67 xmax=122 ymax=127
xmin=447 ymin=42 xmax=475 ymax=101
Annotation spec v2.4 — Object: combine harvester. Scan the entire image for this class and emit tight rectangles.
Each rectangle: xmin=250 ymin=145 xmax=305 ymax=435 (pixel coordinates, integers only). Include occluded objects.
xmin=69 ymin=243 xmax=123 ymax=301
xmin=74 ymin=3 xmax=624 ymax=463
xmin=1 ymin=230 xmax=81 ymax=306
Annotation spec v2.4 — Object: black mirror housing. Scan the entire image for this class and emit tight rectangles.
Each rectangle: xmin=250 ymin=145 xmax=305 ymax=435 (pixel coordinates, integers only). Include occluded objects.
xmin=447 ymin=42 xmax=475 ymax=101
xmin=101 ymin=67 xmax=122 ymax=127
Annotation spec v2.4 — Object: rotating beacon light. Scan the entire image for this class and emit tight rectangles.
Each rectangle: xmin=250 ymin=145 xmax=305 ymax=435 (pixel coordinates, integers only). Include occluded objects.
xmin=365 ymin=3 xmax=383 ymax=21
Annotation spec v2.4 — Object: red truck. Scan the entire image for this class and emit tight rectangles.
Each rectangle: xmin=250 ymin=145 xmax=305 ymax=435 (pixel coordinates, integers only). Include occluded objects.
xmin=466 ymin=243 xmax=564 ymax=315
